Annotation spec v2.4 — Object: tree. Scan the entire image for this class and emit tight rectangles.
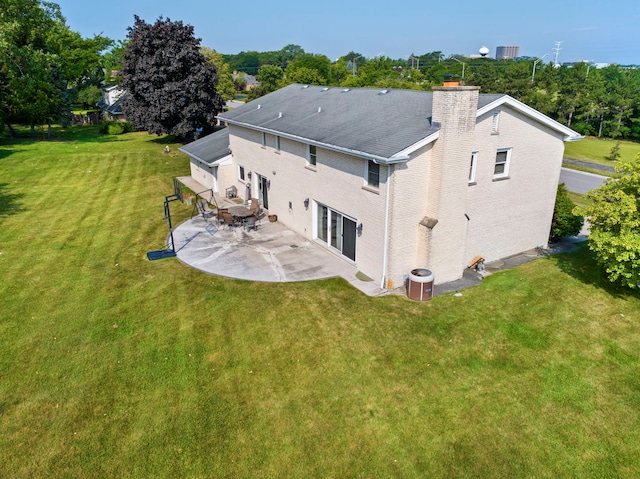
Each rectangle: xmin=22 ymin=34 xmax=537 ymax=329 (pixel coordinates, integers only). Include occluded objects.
xmin=550 ymin=183 xmax=584 ymax=242
xmin=120 ymin=16 xmax=224 ymax=141
xmin=579 ymin=155 xmax=640 ymax=288
xmin=201 ymin=47 xmax=235 ymax=101
xmin=605 ymin=142 xmax=621 ymax=162
xmin=256 ymin=64 xmax=283 ymax=92
xmin=1 ymin=0 xmax=109 ymax=136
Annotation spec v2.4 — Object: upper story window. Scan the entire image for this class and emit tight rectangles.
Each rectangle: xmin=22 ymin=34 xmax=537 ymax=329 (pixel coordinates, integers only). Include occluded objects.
xmin=469 ymin=151 xmax=478 ymax=184
xmin=491 ymin=111 xmax=500 ymax=134
xmin=307 ymin=145 xmax=317 ymax=167
xmin=366 ymin=160 xmax=380 ymax=189
xmin=493 ymin=148 xmax=511 ymax=180
xmin=275 ymin=136 xmax=280 ymax=151
xmin=261 ymin=132 xmax=266 ymax=147
xmin=238 ymin=165 xmax=245 ymax=181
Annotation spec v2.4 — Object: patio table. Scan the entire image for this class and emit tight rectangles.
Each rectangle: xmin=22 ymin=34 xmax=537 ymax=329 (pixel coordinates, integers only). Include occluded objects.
xmin=228 ymin=205 xmax=253 ymax=218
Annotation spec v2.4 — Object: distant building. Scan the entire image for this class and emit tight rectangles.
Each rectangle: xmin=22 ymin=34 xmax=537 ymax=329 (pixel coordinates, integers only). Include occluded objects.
xmin=496 ymin=46 xmax=520 ymax=60
xmin=232 ymin=71 xmax=259 ymax=90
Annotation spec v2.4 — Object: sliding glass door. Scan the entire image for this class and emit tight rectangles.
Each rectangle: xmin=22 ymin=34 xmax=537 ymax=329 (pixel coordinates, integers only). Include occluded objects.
xmin=317 ymin=204 xmax=356 ymax=261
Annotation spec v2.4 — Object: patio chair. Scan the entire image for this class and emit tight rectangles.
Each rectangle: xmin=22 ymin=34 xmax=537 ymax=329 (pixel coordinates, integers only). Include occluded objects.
xmin=249 ymin=198 xmax=259 ymax=214
xmin=217 ymin=208 xmax=229 ymax=224
xmin=243 ymin=215 xmax=259 ymax=231
xmin=220 ymin=211 xmax=238 ymax=228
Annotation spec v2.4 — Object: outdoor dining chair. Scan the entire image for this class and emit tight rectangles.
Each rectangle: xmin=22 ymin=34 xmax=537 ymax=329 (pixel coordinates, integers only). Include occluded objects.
xmin=243 ymin=215 xmax=259 ymax=231
xmin=220 ymin=211 xmax=238 ymax=228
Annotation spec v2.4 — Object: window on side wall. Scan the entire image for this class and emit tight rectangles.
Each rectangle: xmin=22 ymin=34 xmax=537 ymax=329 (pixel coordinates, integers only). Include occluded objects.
xmin=493 ymin=148 xmax=511 ymax=179
xmin=307 ymin=144 xmax=317 ymax=167
xmin=261 ymin=132 xmax=266 ymax=147
xmin=238 ymin=165 xmax=245 ymax=181
xmin=275 ymin=136 xmax=280 ymax=151
xmin=366 ymin=160 xmax=380 ymax=189
xmin=469 ymin=151 xmax=478 ymax=184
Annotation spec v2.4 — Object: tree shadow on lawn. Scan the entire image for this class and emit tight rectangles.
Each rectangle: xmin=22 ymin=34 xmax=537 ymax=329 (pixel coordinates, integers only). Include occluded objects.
xmin=0 ymin=183 xmax=26 ymax=220
xmin=552 ymin=241 xmax=640 ymax=299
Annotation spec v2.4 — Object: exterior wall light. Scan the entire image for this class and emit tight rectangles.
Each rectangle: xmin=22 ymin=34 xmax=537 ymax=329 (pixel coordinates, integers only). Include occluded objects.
xmin=304 ymin=198 xmax=310 ymax=209
xmin=356 ymin=223 xmax=363 ymax=235
xmin=247 ymin=171 xmax=252 ymax=179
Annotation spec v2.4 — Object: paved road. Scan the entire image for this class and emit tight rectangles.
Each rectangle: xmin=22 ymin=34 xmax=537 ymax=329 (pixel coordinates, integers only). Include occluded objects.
xmin=559 ymin=167 xmax=608 ymax=194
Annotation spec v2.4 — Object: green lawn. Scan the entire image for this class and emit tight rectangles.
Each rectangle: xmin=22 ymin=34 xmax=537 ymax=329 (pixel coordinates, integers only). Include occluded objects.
xmin=565 ymin=137 xmax=640 ymax=165
xmin=1 ymin=126 xmax=640 ymax=478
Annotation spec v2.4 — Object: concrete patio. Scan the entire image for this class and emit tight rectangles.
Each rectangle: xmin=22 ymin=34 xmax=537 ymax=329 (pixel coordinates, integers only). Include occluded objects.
xmin=171 ymin=210 xmax=388 ymax=296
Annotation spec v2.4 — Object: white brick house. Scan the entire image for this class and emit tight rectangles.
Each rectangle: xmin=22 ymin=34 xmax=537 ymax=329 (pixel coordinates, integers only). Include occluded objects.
xmin=180 ymin=84 xmax=581 ymax=289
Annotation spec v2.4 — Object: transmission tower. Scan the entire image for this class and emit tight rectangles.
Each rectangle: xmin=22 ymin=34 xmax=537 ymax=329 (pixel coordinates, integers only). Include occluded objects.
xmin=553 ymin=41 xmax=563 ymax=66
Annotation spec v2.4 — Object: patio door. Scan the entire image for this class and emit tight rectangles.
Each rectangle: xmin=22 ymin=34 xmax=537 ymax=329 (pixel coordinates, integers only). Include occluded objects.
xmin=257 ymin=174 xmax=269 ymax=209
xmin=317 ymin=204 xmax=356 ymax=262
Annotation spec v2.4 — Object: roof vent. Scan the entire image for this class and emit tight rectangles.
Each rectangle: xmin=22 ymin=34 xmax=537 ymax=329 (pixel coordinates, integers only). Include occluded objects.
xmin=302 ymin=85 xmax=309 ymax=89
xmin=278 ymin=112 xmax=282 ymax=118
xmin=257 ymin=104 xmax=261 ymax=109
xmin=322 ymin=87 xmax=330 ymax=91
xmin=342 ymin=88 xmax=350 ymax=92
xmin=317 ymin=107 xmax=322 ymax=113
xmin=378 ymin=89 xmax=389 ymax=95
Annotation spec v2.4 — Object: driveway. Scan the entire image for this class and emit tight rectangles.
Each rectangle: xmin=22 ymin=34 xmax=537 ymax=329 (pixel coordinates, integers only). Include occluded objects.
xmin=559 ymin=167 xmax=608 ymax=194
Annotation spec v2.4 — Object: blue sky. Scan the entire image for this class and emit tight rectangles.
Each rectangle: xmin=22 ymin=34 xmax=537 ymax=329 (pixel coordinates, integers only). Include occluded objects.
xmin=55 ymin=0 xmax=640 ymax=65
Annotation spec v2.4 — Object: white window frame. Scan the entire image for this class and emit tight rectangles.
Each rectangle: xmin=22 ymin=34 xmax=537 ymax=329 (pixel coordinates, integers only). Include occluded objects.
xmin=491 ymin=111 xmax=500 ymax=134
xmin=365 ymin=159 xmax=380 ymax=189
xmin=469 ymin=151 xmax=478 ymax=184
xmin=493 ymin=148 xmax=511 ymax=179
xmin=307 ymin=144 xmax=317 ymax=167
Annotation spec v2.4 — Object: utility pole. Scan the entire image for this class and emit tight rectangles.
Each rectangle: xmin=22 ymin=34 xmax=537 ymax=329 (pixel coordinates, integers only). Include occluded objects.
xmin=553 ymin=41 xmax=563 ymax=66
xmin=451 ymin=56 xmax=467 ymax=79
xmin=532 ymin=54 xmax=549 ymax=83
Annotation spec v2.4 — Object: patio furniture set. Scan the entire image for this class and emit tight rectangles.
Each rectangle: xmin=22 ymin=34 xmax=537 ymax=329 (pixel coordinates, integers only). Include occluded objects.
xmin=218 ymin=199 xmax=264 ymax=230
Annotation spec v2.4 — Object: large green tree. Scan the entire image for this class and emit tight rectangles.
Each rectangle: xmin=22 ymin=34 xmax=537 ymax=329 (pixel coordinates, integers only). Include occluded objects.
xmin=1 ymin=0 xmax=109 ymax=135
xmin=579 ymin=155 xmax=640 ymax=288
xmin=201 ymin=47 xmax=235 ymax=101
xmin=120 ymin=16 xmax=224 ymax=141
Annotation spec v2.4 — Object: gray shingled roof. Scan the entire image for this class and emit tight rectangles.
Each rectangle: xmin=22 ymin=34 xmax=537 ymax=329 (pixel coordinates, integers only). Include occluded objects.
xmin=218 ymin=84 xmax=445 ymax=161
xmin=179 ymin=128 xmax=231 ymax=165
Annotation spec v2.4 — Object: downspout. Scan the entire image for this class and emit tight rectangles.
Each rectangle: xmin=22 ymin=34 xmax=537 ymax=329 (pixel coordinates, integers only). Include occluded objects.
xmin=380 ymin=163 xmax=394 ymax=289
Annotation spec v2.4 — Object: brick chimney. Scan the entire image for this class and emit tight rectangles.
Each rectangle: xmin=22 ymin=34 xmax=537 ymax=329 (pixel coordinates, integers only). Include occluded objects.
xmin=424 ymin=86 xmax=480 ymax=282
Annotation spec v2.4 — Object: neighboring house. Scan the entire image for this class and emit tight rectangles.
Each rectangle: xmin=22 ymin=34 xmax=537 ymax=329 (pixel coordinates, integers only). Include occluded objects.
xmin=232 ymin=71 xmax=259 ymax=90
xmin=180 ymin=83 xmax=581 ymax=290
xmin=97 ymin=85 xmax=127 ymax=122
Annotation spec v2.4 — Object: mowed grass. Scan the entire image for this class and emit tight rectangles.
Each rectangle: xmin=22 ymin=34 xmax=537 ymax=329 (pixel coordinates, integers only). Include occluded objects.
xmin=1 ymin=126 xmax=640 ymax=478
xmin=564 ymin=137 xmax=640 ymax=165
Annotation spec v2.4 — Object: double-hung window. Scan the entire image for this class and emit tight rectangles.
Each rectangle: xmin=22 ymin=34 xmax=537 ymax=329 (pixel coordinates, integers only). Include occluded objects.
xmin=275 ymin=136 xmax=281 ymax=151
xmin=238 ymin=165 xmax=245 ymax=181
xmin=493 ymin=148 xmax=511 ymax=179
xmin=307 ymin=145 xmax=317 ymax=167
xmin=366 ymin=160 xmax=380 ymax=189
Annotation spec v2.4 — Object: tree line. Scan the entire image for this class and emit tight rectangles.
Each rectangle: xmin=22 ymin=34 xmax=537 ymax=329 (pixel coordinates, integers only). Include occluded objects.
xmin=2 ymin=1 xmax=640 ymax=143
xmin=228 ymin=48 xmax=640 ymax=141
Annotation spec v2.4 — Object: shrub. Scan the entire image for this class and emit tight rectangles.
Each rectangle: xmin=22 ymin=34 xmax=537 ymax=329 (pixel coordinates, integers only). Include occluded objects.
xmin=550 ymin=183 xmax=584 ymax=242
xmin=100 ymin=121 xmax=134 ymax=135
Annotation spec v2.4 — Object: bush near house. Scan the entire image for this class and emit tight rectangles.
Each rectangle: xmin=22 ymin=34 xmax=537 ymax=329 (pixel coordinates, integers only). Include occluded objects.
xmin=550 ymin=183 xmax=584 ymax=242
